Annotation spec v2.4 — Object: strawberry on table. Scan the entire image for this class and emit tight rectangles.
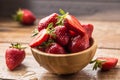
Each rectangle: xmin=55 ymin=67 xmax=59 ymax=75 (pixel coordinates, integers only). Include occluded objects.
xmin=14 ymin=9 xmax=36 ymax=25
xmin=90 ymin=57 xmax=118 ymax=71
xmin=5 ymin=43 xmax=26 ymax=70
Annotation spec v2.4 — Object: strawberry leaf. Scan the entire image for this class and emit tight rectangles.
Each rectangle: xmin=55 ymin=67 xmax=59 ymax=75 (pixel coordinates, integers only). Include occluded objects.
xmin=56 ymin=9 xmax=69 ymax=25
xmin=59 ymin=9 xmax=66 ymax=15
xmin=31 ymin=29 xmax=39 ymax=37
xmin=13 ymin=9 xmax=23 ymax=22
xmin=40 ymin=39 xmax=54 ymax=48
xmin=90 ymin=59 xmax=106 ymax=70
xmin=10 ymin=43 xmax=26 ymax=50
xmin=47 ymin=23 xmax=56 ymax=38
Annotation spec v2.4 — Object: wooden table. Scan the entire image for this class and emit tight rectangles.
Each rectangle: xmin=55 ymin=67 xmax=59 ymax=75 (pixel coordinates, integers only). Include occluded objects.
xmin=0 ymin=19 xmax=120 ymax=80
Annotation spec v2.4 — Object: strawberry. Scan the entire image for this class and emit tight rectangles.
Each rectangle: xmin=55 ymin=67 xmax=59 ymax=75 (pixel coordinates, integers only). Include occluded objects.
xmin=69 ymin=30 xmax=78 ymax=37
xmin=29 ymin=29 xmax=49 ymax=47
xmin=45 ymin=43 xmax=66 ymax=54
xmin=30 ymin=23 xmax=55 ymax=47
xmin=64 ymin=14 xmax=86 ymax=36
xmin=14 ymin=9 xmax=36 ymax=25
xmin=5 ymin=43 xmax=26 ymax=70
xmin=82 ymin=24 xmax=94 ymax=38
xmin=90 ymin=57 xmax=118 ymax=71
xmin=38 ymin=13 xmax=58 ymax=31
xmin=64 ymin=14 xmax=90 ymax=52
xmin=68 ymin=35 xmax=89 ymax=53
xmin=54 ymin=25 xmax=70 ymax=46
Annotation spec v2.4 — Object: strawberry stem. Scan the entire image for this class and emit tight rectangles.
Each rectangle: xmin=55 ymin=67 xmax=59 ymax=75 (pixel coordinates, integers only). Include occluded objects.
xmin=10 ymin=43 xmax=26 ymax=50
xmin=46 ymin=23 xmax=56 ymax=38
xmin=13 ymin=9 xmax=23 ymax=22
xmin=90 ymin=59 xmax=106 ymax=70
xmin=31 ymin=29 xmax=39 ymax=37
xmin=56 ymin=9 xmax=69 ymax=25
xmin=40 ymin=39 xmax=54 ymax=48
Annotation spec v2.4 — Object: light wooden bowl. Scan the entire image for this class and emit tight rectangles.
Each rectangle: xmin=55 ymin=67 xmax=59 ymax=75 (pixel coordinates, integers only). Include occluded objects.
xmin=31 ymin=38 xmax=97 ymax=75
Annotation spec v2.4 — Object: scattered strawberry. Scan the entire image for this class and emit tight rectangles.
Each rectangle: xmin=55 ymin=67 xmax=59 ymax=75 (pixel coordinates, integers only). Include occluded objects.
xmin=45 ymin=43 xmax=66 ymax=54
xmin=82 ymin=24 xmax=94 ymax=38
xmin=14 ymin=9 xmax=36 ymax=25
xmin=54 ymin=25 xmax=70 ymax=46
xmin=90 ymin=57 xmax=118 ymax=71
xmin=5 ymin=43 xmax=26 ymax=70
xmin=38 ymin=13 xmax=58 ymax=31
xmin=68 ymin=35 xmax=89 ymax=53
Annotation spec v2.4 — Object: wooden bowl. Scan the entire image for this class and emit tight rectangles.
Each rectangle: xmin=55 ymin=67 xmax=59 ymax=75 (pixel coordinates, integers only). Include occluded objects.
xmin=31 ymin=38 xmax=97 ymax=75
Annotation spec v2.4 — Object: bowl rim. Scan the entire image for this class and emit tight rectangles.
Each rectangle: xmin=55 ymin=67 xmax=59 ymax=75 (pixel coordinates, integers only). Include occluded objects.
xmin=31 ymin=38 xmax=97 ymax=57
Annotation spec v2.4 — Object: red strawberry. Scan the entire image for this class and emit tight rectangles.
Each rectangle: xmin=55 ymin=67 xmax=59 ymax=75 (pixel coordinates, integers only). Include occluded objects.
xmin=54 ymin=25 xmax=70 ymax=46
xmin=64 ymin=15 xmax=86 ymax=36
xmin=45 ymin=43 xmax=66 ymax=54
xmin=69 ymin=30 xmax=78 ymax=37
xmin=29 ymin=29 xmax=49 ymax=47
xmin=38 ymin=13 xmax=58 ymax=31
xmin=68 ymin=35 xmax=89 ymax=53
xmin=82 ymin=24 xmax=94 ymax=38
xmin=64 ymin=14 xmax=89 ymax=52
xmin=5 ymin=43 xmax=26 ymax=70
xmin=14 ymin=9 xmax=36 ymax=25
xmin=90 ymin=57 xmax=118 ymax=71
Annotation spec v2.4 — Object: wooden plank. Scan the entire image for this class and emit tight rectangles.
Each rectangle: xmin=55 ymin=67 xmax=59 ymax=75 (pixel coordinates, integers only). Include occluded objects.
xmin=0 ymin=46 xmax=120 ymax=80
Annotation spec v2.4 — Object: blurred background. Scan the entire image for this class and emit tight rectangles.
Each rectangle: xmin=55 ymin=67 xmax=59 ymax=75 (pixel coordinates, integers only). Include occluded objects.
xmin=0 ymin=0 xmax=120 ymax=21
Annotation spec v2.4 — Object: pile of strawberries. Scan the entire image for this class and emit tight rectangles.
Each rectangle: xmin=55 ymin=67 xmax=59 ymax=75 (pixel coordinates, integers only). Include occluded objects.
xmin=29 ymin=9 xmax=93 ymax=54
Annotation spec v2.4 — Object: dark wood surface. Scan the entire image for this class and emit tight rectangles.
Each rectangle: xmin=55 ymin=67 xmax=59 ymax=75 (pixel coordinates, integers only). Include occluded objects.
xmin=0 ymin=18 xmax=120 ymax=80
